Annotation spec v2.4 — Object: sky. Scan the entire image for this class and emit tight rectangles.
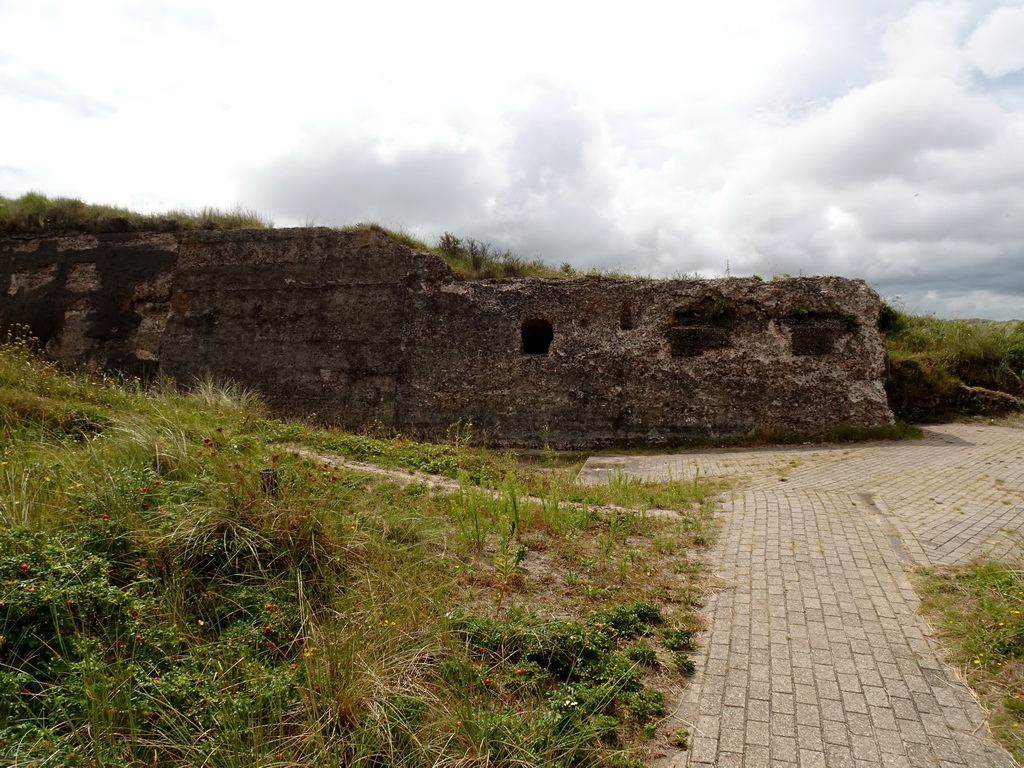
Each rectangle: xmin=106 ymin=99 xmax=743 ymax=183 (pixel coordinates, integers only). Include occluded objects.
xmin=1 ymin=0 xmax=1023 ymax=319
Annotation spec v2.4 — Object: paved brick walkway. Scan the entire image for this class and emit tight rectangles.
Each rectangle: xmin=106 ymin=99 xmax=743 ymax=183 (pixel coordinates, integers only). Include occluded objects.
xmin=578 ymin=423 xmax=1023 ymax=767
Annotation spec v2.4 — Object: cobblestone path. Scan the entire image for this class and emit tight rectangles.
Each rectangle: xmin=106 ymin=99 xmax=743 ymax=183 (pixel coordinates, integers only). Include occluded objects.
xmin=578 ymin=423 xmax=1023 ymax=767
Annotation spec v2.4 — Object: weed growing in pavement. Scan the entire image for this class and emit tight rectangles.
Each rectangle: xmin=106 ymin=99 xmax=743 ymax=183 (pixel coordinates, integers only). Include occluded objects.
xmin=916 ymin=562 xmax=1024 ymax=762
xmin=0 ymin=337 xmax=717 ymax=766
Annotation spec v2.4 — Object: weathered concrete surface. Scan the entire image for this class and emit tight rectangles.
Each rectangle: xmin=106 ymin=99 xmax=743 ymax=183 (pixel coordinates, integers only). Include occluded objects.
xmin=579 ymin=423 xmax=1024 ymax=766
xmin=0 ymin=232 xmax=178 ymax=377
xmin=1 ymin=227 xmax=894 ymax=447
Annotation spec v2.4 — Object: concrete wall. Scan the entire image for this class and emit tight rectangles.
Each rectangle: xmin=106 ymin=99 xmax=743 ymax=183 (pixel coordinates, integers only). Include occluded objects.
xmin=1 ymin=227 xmax=894 ymax=447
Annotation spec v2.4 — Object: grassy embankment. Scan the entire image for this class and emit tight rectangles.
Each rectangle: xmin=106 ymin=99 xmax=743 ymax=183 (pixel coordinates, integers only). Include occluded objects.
xmin=880 ymin=303 xmax=1024 ymax=422
xmin=0 ymin=332 xmax=716 ymax=767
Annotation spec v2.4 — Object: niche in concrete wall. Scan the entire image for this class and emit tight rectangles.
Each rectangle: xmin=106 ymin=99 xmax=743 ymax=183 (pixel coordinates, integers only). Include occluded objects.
xmin=665 ymin=298 xmax=736 ymax=357
xmin=782 ymin=313 xmax=858 ymax=356
xmin=521 ymin=319 xmax=553 ymax=354
xmin=619 ymin=300 xmax=635 ymax=330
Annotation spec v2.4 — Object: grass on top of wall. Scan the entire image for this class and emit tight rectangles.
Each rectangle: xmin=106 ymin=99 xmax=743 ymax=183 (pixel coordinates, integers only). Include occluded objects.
xmin=1 ymin=193 xmax=636 ymax=280
xmin=0 ymin=192 xmax=272 ymax=236
xmin=0 ymin=330 xmax=718 ymax=768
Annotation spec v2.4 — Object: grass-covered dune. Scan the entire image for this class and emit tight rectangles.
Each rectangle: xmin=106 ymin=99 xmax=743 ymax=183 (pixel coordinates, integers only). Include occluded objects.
xmin=880 ymin=304 xmax=1024 ymax=421
xmin=0 ymin=331 xmax=714 ymax=767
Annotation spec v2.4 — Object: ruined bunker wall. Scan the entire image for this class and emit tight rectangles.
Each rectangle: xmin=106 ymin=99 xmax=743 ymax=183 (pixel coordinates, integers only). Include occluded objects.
xmin=398 ymin=276 xmax=892 ymax=447
xmin=0 ymin=228 xmax=894 ymax=447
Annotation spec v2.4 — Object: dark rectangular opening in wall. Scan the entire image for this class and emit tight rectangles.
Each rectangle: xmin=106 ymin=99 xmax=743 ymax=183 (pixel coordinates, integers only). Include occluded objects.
xmin=620 ymin=300 xmax=634 ymax=330
xmin=522 ymin=319 xmax=553 ymax=354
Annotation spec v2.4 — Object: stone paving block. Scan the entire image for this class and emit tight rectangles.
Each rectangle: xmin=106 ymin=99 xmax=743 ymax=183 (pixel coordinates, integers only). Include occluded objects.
xmin=869 ymin=705 xmax=899 ymax=732
xmin=688 ymin=736 xmax=719 ymax=765
xmin=863 ymin=685 xmax=889 ymax=707
xmin=824 ymin=744 xmax=856 ymax=768
xmin=797 ymin=748 xmax=827 ymax=768
xmin=843 ymin=708 xmax=868 ymax=741
xmin=840 ymin=690 xmax=869 ymax=715
xmin=742 ymin=745 xmax=770 ymax=768
xmin=848 ymin=733 xmax=880 ymax=762
xmin=747 ymin=698 xmax=770 ymax=721
xmin=774 ymin=696 xmax=798 ymax=720
xmin=718 ymin=727 xmax=745 ymax=753
xmin=721 ymin=705 xmax=746 ymax=729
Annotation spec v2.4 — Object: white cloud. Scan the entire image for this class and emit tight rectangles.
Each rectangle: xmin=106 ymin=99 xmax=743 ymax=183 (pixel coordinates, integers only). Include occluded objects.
xmin=774 ymin=78 xmax=1001 ymax=184
xmin=965 ymin=4 xmax=1024 ymax=77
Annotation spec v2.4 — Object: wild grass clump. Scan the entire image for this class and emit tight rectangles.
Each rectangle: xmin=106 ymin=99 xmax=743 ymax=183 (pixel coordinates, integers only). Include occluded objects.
xmin=435 ymin=232 xmax=564 ymax=279
xmin=0 ymin=337 xmax=716 ymax=766
xmin=916 ymin=563 xmax=1024 ymax=762
xmin=0 ymin=192 xmax=271 ymax=237
xmin=881 ymin=303 xmax=1024 ymax=421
